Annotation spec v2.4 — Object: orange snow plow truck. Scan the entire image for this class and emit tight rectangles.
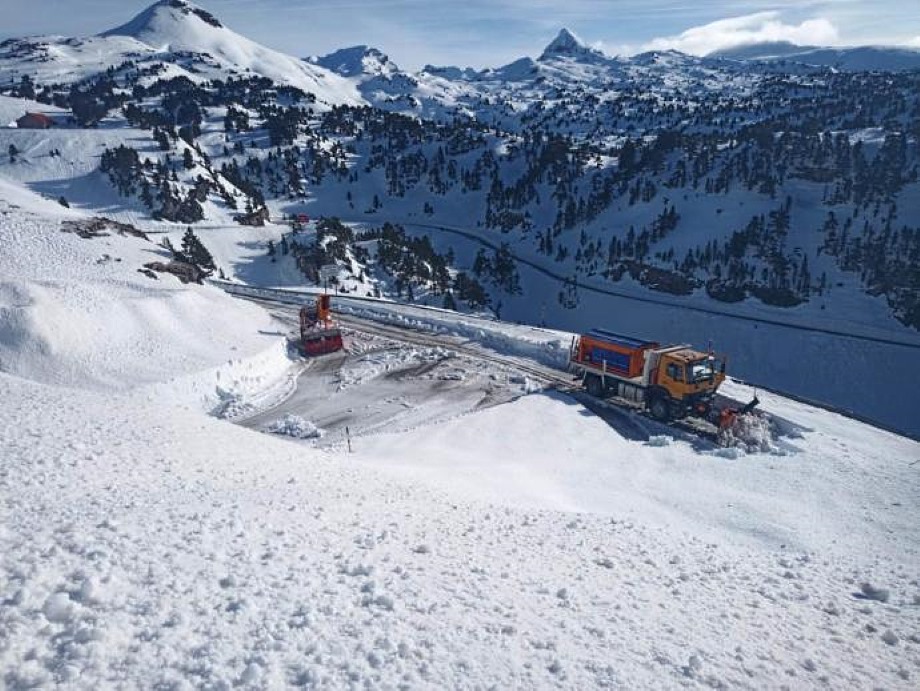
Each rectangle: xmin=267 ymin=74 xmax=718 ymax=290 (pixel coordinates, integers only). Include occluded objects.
xmin=569 ymin=328 xmax=756 ymax=428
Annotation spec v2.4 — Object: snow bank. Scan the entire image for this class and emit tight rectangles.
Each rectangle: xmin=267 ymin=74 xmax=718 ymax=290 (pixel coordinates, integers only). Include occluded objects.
xmin=267 ymin=414 xmax=324 ymax=439
xmin=337 ymin=299 xmax=573 ymax=369
xmin=354 ymin=390 xmax=920 ymax=558
xmin=143 ymin=336 xmax=297 ymax=416
xmin=718 ymin=410 xmax=778 ymax=453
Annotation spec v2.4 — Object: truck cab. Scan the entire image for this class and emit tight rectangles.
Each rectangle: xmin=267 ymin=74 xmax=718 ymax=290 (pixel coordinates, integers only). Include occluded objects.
xmin=648 ymin=348 xmax=726 ymax=420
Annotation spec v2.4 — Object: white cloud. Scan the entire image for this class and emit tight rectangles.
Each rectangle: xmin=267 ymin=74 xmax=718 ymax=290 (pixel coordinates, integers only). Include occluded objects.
xmin=636 ymin=11 xmax=841 ymax=56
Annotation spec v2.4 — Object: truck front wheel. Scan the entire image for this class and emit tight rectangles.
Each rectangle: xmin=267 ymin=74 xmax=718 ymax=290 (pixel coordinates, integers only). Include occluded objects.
xmin=649 ymin=396 xmax=671 ymax=422
xmin=585 ymin=374 xmax=604 ymax=398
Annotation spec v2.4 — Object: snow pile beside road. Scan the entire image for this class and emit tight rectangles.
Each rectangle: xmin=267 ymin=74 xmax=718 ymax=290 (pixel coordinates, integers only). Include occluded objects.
xmin=338 ymin=299 xmax=573 ymax=369
xmin=267 ymin=414 xmax=324 ymax=439
xmin=719 ymin=410 xmax=778 ymax=453
xmin=354 ymin=390 xmax=919 ymax=557
xmin=145 ymin=337 xmax=298 ymax=417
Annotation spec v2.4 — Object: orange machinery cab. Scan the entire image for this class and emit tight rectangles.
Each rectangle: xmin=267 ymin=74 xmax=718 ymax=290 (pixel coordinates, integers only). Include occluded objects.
xmin=652 ymin=348 xmax=726 ymax=412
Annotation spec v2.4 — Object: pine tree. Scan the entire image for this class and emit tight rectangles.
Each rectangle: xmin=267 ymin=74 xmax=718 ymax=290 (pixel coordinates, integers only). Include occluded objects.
xmin=180 ymin=227 xmax=215 ymax=273
xmin=161 ymin=236 xmax=178 ymax=258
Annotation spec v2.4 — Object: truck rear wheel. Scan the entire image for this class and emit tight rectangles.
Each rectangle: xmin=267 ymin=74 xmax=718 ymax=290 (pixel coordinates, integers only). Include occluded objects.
xmin=649 ymin=396 xmax=671 ymax=422
xmin=585 ymin=374 xmax=604 ymax=398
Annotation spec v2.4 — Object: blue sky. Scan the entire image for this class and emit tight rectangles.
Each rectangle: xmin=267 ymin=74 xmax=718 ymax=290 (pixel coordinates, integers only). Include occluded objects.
xmin=2 ymin=0 xmax=918 ymax=69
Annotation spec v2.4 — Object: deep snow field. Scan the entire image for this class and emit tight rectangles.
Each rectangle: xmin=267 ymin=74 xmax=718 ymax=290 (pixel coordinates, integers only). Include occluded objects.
xmin=1 ymin=176 xmax=919 ymax=689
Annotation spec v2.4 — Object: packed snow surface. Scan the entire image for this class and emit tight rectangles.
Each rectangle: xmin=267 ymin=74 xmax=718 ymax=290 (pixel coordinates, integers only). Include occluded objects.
xmin=3 ymin=372 xmax=919 ymax=688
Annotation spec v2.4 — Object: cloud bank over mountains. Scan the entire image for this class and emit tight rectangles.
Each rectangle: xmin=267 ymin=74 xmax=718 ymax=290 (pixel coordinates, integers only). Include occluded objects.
xmin=635 ymin=12 xmax=841 ymax=56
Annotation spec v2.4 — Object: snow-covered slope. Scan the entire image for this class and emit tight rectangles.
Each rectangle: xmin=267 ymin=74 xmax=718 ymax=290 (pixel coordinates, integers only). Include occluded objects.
xmin=0 ymin=33 xmax=158 ymax=87
xmin=102 ymin=0 xmax=360 ymax=102
xmin=3 ymin=365 xmax=918 ymax=689
xmin=0 ymin=94 xmax=68 ymax=127
xmin=0 ymin=177 xmax=287 ymax=403
xmin=2 ymin=5 xmax=919 ymax=439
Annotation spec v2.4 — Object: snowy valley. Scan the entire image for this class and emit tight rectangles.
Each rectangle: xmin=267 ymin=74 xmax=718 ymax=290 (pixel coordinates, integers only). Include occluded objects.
xmin=1 ymin=1 xmax=919 ymax=688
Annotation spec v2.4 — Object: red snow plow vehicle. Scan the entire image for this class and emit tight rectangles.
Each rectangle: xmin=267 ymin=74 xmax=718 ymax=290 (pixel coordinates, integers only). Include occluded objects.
xmin=297 ymin=294 xmax=343 ymax=356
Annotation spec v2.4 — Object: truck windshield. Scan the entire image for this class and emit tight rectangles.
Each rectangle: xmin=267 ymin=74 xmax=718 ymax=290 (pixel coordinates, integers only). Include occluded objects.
xmin=690 ymin=359 xmax=716 ymax=383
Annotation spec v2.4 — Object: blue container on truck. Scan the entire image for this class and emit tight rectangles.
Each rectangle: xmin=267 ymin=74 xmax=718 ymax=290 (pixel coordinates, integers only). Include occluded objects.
xmin=573 ymin=329 xmax=659 ymax=378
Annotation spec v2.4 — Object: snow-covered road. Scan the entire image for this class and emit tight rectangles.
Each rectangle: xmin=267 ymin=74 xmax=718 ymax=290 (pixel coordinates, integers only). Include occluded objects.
xmin=238 ymin=312 xmax=549 ymax=448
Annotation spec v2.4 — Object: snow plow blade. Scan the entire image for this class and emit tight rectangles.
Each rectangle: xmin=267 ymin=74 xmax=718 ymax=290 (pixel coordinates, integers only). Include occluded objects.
xmin=715 ymin=395 xmax=760 ymax=431
xmin=713 ymin=395 xmax=776 ymax=449
xmin=738 ymin=395 xmax=760 ymax=417
xmin=299 ymin=328 xmax=343 ymax=356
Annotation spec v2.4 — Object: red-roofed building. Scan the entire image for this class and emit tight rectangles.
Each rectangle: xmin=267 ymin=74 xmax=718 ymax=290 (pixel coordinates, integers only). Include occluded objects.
xmin=16 ymin=112 xmax=53 ymax=129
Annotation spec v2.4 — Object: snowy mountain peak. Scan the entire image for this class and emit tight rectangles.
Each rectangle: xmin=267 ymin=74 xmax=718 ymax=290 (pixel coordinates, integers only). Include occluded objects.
xmin=629 ymin=49 xmax=699 ymax=68
xmin=92 ymin=0 xmax=362 ymax=104
xmin=101 ymin=0 xmax=224 ymax=43
xmin=312 ymin=45 xmax=399 ymax=78
xmin=539 ymin=28 xmax=604 ymax=62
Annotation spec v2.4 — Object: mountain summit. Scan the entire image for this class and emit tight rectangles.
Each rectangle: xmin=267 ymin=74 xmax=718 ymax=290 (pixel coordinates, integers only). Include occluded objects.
xmin=313 ymin=45 xmax=399 ymax=78
xmin=539 ymin=28 xmax=606 ymax=62
xmin=96 ymin=0 xmax=360 ymax=103
xmin=101 ymin=0 xmax=224 ymax=45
